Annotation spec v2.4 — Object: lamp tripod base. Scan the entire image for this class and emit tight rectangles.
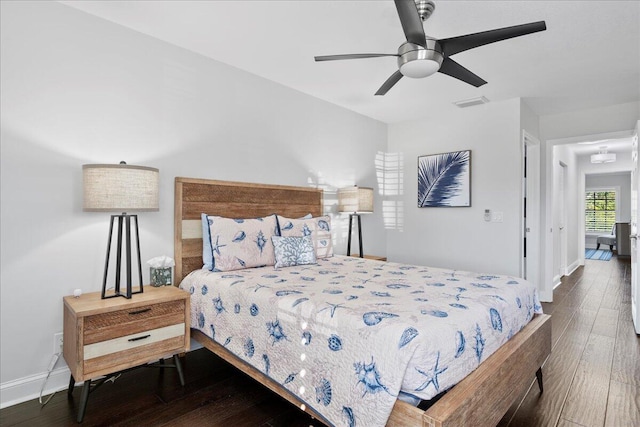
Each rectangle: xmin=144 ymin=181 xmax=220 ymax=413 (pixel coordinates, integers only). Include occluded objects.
xmin=346 ymin=213 xmax=364 ymax=258
xmin=101 ymin=214 xmax=144 ymax=299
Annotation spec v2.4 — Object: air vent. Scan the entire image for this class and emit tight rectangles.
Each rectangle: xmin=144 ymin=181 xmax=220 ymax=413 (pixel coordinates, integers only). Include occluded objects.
xmin=454 ymin=96 xmax=490 ymax=108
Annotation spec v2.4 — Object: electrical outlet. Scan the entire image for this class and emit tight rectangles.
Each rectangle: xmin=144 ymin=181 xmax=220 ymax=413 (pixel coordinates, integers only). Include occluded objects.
xmin=53 ymin=332 xmax=63 ymax=355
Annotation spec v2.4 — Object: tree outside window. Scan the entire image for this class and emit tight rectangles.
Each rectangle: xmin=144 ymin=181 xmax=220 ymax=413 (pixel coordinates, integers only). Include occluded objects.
xmin=585 ymin=190 xmax=616 ymax=233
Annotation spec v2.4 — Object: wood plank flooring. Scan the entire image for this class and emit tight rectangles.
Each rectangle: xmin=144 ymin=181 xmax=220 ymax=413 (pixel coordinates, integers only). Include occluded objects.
xmin=1 ymin=256 xmax=637 ymax=426
xmin=499 ymin=255 xmax=639 ymax=427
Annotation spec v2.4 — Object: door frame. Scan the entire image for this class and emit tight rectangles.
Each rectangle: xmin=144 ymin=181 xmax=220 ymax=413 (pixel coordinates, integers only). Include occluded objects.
xmin=557 ymin=161 xmax=568 ymax=282
xmin=550 ymin=160 xmax=568 ymax=285
xmin=631 ymin=120 xmax=639 ymax=333
xmin=521 ymin=131 xmax=541 ymax=291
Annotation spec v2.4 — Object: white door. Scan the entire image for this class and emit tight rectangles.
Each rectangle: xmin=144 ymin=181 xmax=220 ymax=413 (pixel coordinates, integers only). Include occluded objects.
xmin=630 ymin=121 xmax=639 ymax=334
xmin=522 ymin=132 xmax=541 ymax=290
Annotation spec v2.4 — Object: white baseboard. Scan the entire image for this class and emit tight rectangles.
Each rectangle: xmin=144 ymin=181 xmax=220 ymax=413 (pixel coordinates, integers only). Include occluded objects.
xmin=0 ymin=364 xmax=71 ymax=409
xmin=551 ymin=259 xmax=581 ymax=292
xmin=566 ymin=259 xmax=581 ymax=276
xmin=1 ymin=337 xmax=204 ymax=409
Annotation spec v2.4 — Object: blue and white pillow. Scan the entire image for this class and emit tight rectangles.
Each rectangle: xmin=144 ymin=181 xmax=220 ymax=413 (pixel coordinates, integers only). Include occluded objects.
xmin=277 ymin=215 xmax=334 ymax=259
xmin=206 ymin=214 xmax=279 ymax=271
xmin=271 ymin=235 xmax=316 ymax=269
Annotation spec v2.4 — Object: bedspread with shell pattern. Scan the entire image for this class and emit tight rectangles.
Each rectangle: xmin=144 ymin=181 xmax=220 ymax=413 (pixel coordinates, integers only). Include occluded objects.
xmin=180 ymin=256 xmax=542 ymax=427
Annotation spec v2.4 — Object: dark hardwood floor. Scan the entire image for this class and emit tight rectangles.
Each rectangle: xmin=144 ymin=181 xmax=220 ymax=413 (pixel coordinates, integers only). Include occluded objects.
xmin=0 ymin=348 xmax=317 ymax=427
xmin=499 ymin=255 xmax=639 ymax=427
xmin=2 ymin=256 xmax=638 ymax=426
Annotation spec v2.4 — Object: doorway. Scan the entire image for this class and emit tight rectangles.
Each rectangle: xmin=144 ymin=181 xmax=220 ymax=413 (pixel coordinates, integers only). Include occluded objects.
xmin=543 ymin=130 xmax=636 ymax=303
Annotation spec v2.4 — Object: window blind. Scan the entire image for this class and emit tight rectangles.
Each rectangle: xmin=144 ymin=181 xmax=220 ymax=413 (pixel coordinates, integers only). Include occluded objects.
xmin=585 ymin=190 xmax=616 ymax=232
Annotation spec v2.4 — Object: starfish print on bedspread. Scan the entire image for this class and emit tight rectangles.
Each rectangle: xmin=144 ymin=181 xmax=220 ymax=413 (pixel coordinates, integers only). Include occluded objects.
xmin=319 ymin=302 xmax=346 ymax=318
xmin=415 ymin=351 xmax=448 ymax=393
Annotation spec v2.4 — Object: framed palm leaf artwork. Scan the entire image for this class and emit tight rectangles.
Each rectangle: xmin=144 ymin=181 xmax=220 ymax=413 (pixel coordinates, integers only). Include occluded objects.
xmin=418 ymin=150 xmax=471 ymax=207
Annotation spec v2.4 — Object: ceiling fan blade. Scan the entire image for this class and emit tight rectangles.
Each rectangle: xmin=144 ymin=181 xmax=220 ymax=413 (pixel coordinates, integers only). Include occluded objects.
xmin=394 ymin=0 xmax=427 ymax=47
xmin=438 ymin=58 xmax=487 ymax=87
xmin=375 ymin=70 xmax=404 ymax=96
xmin=314 ymin=53 xmax=398 ymax=62
xmin=439 ymin=21 xmax=546 ymax=57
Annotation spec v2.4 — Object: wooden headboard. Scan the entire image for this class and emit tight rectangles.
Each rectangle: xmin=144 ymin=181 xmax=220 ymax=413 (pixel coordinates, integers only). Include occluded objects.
xmin=174 ymin=177 xmax=323 ymax=283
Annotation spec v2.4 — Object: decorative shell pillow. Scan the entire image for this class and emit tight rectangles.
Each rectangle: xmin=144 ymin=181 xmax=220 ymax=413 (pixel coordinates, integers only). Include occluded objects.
xmin=277 ymin=215 xmax=334 ymax=258
xmin=206 ymin=214 xmax=279 ymax=271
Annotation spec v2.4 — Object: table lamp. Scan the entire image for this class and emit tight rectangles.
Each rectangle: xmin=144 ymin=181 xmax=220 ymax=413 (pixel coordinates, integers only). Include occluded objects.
xmin=83 ymin=162 xmax=159 ymax=299
xmin=338 ymin=186 xmax=373 ymax=258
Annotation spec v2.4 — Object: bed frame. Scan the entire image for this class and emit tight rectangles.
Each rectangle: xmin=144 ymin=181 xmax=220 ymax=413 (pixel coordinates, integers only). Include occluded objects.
xmin=174 ymin=177 xmax=551 ymax=427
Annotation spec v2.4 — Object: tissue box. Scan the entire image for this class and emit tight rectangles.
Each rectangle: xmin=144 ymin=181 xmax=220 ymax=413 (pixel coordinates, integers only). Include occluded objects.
xmin=150 ymin=267 xmax=172 ymax=287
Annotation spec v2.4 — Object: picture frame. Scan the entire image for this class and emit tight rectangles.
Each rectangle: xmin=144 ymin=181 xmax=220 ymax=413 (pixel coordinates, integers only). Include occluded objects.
xmin=418 ymin=150 xmax=471 ymax=207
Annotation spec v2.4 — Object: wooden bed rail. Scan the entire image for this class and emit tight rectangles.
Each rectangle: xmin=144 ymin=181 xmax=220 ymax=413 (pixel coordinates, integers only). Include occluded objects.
xmin=389 ymin=313 xmax=551 ymax=427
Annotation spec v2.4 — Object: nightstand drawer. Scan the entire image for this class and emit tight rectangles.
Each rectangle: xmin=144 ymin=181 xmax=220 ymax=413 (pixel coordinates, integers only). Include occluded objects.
xmin=83 ymin=333 xmax=185 ymax=377
xmin=84 ymin=323 xmax=185 ymax=360
xmin=84 ymin=300 xmax=184 ymax=344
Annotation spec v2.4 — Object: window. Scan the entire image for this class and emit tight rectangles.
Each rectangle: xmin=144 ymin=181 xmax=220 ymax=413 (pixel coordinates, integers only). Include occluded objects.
xmin=585 ymin=190 xmax=616 ymax=233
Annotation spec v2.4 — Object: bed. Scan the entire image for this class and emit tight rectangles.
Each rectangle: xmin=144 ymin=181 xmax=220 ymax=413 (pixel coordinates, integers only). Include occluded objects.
xmin=174 ymin=177 xmax=551 ymax=427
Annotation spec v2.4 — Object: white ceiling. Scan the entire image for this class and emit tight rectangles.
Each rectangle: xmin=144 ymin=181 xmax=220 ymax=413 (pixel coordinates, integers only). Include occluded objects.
xmin=60 ymin=0 xmax=639 ymax=125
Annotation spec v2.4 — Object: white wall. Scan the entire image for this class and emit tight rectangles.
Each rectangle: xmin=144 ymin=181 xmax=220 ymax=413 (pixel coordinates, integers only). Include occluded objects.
xmin=0 ymin=1 xmax=388 ymax=405
xmin=387 ymin=99 xmax=523 ymax=276
xmin=520 ymin=101 xmax=540 ymax=140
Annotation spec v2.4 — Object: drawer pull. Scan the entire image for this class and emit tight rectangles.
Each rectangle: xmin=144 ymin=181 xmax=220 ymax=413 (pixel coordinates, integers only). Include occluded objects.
xmin=129 ymin=308 xmax=152 ymax=315
xmin=128 ymin=334 xmax=151 ymax=342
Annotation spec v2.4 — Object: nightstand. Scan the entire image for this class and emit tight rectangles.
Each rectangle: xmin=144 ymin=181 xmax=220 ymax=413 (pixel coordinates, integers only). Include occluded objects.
xmin=63 ymin=286 xmax=190 ymax=422
xmin=349 ymin=254 xmax=387 ymax=261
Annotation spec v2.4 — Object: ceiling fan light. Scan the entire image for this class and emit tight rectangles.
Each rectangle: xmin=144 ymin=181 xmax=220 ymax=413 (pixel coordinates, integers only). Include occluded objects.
xmin=397 ymin=40 xmax=443 ymax=79
xmin=400 ymin=59 xmax=440 ymax=78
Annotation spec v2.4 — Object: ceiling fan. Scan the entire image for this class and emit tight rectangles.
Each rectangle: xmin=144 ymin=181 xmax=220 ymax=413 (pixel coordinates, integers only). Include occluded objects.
xmin=314 ymin=0 xmax=546 ymax=95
